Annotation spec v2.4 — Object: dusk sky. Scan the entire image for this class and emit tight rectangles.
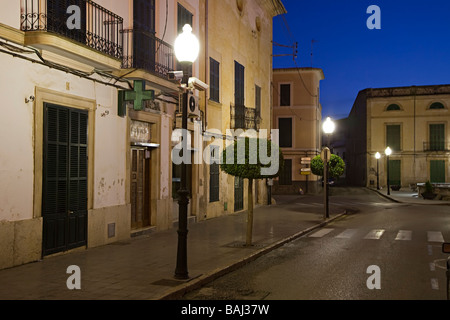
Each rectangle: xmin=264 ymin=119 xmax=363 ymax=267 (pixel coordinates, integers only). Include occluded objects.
xmin=272 ymin=0 xmax=450 ymax=120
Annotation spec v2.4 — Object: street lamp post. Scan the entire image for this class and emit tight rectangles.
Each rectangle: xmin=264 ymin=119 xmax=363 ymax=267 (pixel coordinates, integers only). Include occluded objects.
xmin=173 ymin=24 xmax=199 ymax=280
xmin=385 ymin=147 xmax=392 ymax=196
xmin=375 ymin=152 xmax=381 ymax=190
xmin=322 ymin=117 xmax=335 ymax=219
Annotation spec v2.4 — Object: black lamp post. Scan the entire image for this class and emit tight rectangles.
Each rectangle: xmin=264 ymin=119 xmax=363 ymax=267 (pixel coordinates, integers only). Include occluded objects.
xmin=173 ymin=24 xmax=199 ymax=280
xmin=385 ymin=147 xmax=392 ymax=196
xmin=322 ymin=117 xmax=335 ymax=219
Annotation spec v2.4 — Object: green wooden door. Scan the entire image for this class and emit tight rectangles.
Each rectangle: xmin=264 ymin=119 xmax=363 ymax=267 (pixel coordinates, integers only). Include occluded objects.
xmin=388 ymin=160 xmax=401 ymax=186
xmin=430 ymin=160 xmax=445 ymax=183
xmin=43 ymin=104 xmax=88 ymax=256
xmin=429 ymin=124 xmax=445 ymax=151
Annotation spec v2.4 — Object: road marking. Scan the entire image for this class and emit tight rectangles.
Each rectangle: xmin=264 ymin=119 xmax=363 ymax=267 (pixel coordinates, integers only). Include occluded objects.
xmin=429 ymin=262 xmax=435 ymax=271
xmin=296 ymin=203 xmax=322 ymax=207
xmin=395 ymin=230 xmax=412 ymax=241
xmin=364 ymin=229 xmax=385 ymax=240
xmin=335 ymin=229 xmax=358 ymax=239
xmin=427 ymin=231 xmax=444 ymax=243
xmin=309 ymin=228 xmax=334 ymax=238
xmin=431 ymin=278 xmax=439 ymax=290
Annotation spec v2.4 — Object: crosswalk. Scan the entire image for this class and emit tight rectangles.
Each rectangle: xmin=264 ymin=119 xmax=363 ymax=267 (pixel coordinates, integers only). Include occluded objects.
xmin=307 ymin=228 xmax=448 ymax=243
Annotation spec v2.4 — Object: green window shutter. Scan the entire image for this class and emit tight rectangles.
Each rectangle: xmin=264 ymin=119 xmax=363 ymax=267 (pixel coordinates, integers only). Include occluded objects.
xmin=280 ymin=84 xmax=290 ymax=106
xmin=386 ymin=125 xmax=401 ymax=151
xmin=430 ymin=160 xmax=445 ymax=183
xmin=279 ymin=159 xmax=292 ymax=185
xmin=210 ymin=58 xmax=220 ymax=103
xmin=279 ymin=118 xmax=292 ymax=148
xmin=388 ymin=160 xmax=401 ymax=186
xmin=429 ymin=124 xmax=445 ymax=151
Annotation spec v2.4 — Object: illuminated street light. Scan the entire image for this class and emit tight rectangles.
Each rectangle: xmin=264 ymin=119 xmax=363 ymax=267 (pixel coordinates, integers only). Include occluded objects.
xmin=322 ymin=117 xmax=335 ymax=219
xmin=375 ymin=152 xmax=381 ymax=190
xmin=174 ymin=24 xmax=199 ymax=280
xmin=385 ymin=147 xmax=392 ymax=196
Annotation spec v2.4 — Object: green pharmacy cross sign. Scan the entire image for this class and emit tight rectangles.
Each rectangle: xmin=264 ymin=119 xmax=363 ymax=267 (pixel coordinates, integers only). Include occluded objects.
xmin=118 ymin=80 xmax=154 ymax=116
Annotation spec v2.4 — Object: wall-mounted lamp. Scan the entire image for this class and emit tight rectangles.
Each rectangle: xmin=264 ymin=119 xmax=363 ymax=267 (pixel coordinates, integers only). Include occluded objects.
xmin=25 ymin=96 xmax=35 ymax=103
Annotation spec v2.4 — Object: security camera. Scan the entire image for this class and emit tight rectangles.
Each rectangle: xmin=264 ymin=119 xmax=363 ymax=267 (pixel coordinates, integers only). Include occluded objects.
xmin=188 ymin=77 xmax=209 ymax=91
xmin=168 ymin=71 xmax=183 ymax=81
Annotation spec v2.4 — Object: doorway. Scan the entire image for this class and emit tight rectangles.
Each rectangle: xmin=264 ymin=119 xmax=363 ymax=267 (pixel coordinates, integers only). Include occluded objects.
xmin=130 ymin=147 xmax=151 ymax=229
xmin=42 ymin=103 xmax=88 ymax=256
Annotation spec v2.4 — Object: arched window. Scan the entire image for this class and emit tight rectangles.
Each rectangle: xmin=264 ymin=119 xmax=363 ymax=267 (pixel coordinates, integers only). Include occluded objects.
xmin=429 ymin=102 xmax=445 ymax=110
xmin=386 ymin=104 xmax=401 ymax=111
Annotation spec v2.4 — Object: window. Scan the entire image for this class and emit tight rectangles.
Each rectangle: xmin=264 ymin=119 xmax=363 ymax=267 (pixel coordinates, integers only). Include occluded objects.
xmin=209 ymin=146 xmax=220 ymax=202
xmin=235 ymin=61 xmax=245 ymax=107
xmin=430 ymin=102 xmax=445 ymax=110
xmin=280 ymin=84 xmax=291 ymax=106
xmin=386 ymin=104 xmax=401 ymax=111
xmin=430 ymin=160 xmax=445 ymax=183
xmin=279 ymin=159 xmax=292 ymax=185
xmin=279 ymin=118 xmax=292 ymax=148
xmin=429 ymin=124 xmax=445 ymax=151
xmin=386 ymin=124 xmax=401 ymax=151
xmin=255 ymin=85 xmax=261 ymax=118
xmin=210 ymin=58 xmax=220 ymax=103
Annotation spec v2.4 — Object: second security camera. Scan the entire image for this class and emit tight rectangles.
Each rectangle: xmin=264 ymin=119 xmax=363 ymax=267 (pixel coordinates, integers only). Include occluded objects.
xmin=168 ymin=71 xmax=183 ymax=81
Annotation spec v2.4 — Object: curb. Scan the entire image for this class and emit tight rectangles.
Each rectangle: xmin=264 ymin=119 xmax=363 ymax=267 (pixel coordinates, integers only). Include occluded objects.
xmin=366 ymin=187 xmax=401 ymax=203
xmin=158 ymin=210 xmax=347 ymax=300
xmin=367 ymin=187 xmax=450 ymax=206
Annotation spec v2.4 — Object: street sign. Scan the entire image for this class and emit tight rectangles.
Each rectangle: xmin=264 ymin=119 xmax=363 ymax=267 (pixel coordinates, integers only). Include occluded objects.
xmin=321 ymin=147 xmax=330 ymax=162
xmin=301 ymin=160 xmax=311 ymax=165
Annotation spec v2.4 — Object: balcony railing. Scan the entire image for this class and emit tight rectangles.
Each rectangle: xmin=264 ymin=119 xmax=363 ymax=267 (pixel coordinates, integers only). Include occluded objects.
xmin=231 ymin=104 xmax=260 ymax=130
xmin=20 ymin=0 xmax=123 ymax=59
xmin=122 ymin=29 xmax=175 ymax=79
xmin=424 ymin=141 xmax=450 ymax=152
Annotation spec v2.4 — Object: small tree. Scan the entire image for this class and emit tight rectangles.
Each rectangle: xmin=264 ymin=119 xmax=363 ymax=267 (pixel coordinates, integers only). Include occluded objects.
xmin=311 ymin=154 xmax=345 ymax=179
xmin=220 ymin=137 xmax=283 ymax=246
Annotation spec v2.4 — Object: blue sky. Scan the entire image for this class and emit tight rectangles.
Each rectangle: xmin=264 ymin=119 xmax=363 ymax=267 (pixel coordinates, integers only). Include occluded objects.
xmin=273 ymin=0 xmax=450 ymax=119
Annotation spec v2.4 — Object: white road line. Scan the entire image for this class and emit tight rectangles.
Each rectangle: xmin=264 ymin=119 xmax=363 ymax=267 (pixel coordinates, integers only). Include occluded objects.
xmin=431 ymin=278 xmax=439 ymax=290
xmin=364 ymin=229 xmax=385 ymax=240
xmin=395 ymin=230 xmax=412 ymax=241
xmin=309 ymin=228 xmax=334 ymax=238
xmin=335 ymin=229 xmax=358 ymax=239
xmin=430 ymin=262 xmax=436 ymax=271
xmin=427 ymin=231 xmax=444 ymax=243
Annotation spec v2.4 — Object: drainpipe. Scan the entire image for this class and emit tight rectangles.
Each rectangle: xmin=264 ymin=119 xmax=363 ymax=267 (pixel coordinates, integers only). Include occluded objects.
xmin=204 ymin=0 xmax=209 ymax=132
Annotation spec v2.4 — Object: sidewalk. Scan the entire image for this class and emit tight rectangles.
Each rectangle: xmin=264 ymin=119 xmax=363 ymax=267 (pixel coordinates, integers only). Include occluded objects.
xmin=0 ymin=195 xmax=346 ymax=300
xmin=370 ymin=187 xmax=450 ymax=205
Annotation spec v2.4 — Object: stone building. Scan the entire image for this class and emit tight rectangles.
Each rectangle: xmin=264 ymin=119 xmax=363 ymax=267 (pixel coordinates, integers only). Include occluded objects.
xmin=346 ymin=85 xmax=450 ymax=189
xmin=271 ymin=67 xmax=324 ymax=194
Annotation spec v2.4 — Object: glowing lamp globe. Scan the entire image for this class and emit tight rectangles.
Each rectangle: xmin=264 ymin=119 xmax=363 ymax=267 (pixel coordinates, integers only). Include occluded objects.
xmin=385 ymin=147 xmax=392 ymax=156
xmin=174 ymin=24 xmax=199 ymax=64
xmin=322 ymin=117 xmax=335 ymax=134
xmin=375 ymin=152 xmax=381 ymax=159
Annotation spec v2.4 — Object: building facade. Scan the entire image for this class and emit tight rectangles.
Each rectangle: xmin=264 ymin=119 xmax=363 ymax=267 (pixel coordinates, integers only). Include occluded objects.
xmin=271 ymin=67 xmax=324 ymax=194
xmin=346 ymin=85 xmax=450 ymax=189
xmin=0 ymin=0 xmax=285 ymax=270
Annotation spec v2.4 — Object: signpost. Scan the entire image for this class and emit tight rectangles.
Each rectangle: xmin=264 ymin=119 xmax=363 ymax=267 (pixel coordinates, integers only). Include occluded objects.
xmin=301 ymin=157 xmax=311 ymax=193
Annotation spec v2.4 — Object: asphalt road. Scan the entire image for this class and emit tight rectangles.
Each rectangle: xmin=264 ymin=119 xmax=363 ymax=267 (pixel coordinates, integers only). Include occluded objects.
xmin=182 ymin=188 xmax=450 ymax=300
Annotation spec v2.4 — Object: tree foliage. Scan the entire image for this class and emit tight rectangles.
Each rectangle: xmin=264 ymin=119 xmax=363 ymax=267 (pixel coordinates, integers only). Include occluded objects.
xmin=311 ymin=154 xmax=345 ymax=178
xmin=220 ymin=137 xmax=284 ymax=179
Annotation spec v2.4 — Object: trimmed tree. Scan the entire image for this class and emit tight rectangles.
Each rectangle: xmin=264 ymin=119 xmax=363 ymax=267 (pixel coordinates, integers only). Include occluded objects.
xmin=311 ymin=154 xmax=345 ymax=178
xmin=220 ymin=137 xmax=284 ymax=246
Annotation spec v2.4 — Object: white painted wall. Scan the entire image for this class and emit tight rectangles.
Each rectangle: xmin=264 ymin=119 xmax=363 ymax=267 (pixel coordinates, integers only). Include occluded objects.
xmin=0 ymin=52 xmax=127 ymax=222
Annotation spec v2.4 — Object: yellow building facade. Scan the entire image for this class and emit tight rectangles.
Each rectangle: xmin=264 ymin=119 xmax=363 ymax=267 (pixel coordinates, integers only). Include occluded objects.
xmin=347 ymin=85 xmax=450 ymax=189
xmin=271 ymin=68 xmax=324 ymax=194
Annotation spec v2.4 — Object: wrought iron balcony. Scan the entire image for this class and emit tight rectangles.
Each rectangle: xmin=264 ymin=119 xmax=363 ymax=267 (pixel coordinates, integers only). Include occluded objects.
xmin=423 ymin=141 xmax=450 ymax=152
xmin=122 ymin=28 xmax=175 ymax=79
xmin=230 ymin=104 xmax=260 ymax=130
xmin=20 ymin=0 xmax=123 ymax=59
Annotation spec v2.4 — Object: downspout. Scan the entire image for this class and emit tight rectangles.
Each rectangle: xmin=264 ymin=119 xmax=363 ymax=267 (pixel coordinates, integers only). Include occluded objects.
xmin=413 ymin=86 xmax=416 ymax=182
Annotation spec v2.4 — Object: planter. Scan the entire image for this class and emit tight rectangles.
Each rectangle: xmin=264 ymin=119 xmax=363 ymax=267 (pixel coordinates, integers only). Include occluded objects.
xmin=391 ymin=185 xmax=401 ymax=191
xmin=421 ymin=192 xmax=436 ymax=200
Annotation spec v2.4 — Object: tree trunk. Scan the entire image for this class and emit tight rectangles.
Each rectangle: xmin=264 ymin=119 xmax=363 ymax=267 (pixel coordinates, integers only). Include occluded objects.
xmin=246 ymin=178 xmax=253 ymax=246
